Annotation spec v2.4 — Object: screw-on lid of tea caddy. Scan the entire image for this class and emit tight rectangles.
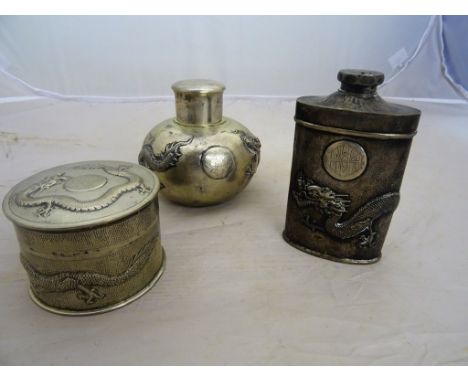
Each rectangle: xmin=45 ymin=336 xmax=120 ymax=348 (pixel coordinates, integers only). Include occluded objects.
xmin=172 ymin=79 xmax=225 ymax=126
xmin=2 ymin=160 xmax=160 ymax=230
xmin=295 ymin=69 xmax=421 ymax=135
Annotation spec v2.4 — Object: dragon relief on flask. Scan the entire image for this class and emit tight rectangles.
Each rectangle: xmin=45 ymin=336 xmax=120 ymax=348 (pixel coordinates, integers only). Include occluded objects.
xmin=293 ymin=171 xmax=400 ymax=248
xmin=284 ymin=69 xmax=420 ymax=263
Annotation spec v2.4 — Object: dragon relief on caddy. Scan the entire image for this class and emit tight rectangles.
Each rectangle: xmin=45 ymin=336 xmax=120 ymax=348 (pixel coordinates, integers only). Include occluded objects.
xmin=21 ymin=237 xmax=157 ymax=305
xmin=225 ymin=129 xmax=261 ymax=179
xmin=138 ymin=135 xmax=194 ymax=172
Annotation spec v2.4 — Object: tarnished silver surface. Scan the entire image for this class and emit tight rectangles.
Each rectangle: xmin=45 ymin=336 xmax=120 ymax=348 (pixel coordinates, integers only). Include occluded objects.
xmin=2 ymin=160 xmax=165 ymax=315
xmin=294 ymin=118 xmax=417 ymax=140
xmin=292 ymin=171 xmax=400 ymax=248
xmin=139 ymin=79 xmax=261 ymax=207
xmin=284 ymin=69 xmax=420 ymax=263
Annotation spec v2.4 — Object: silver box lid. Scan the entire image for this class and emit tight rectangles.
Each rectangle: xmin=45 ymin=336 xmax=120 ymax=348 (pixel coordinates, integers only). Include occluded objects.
xmin=3 ymin=160 xmax=159 ymax=231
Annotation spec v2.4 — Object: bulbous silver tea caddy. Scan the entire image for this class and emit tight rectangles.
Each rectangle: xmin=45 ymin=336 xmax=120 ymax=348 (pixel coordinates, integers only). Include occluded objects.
xmin=138 ymin=79 xmax=261 ymax=207
xmin=2 ymin=160 xmax=165 ymax=315
xmin=283 ymin=69 xmax=421 ymax=264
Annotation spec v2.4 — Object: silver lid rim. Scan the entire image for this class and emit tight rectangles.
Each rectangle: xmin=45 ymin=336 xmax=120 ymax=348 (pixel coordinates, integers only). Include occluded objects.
xmin=171 ymin=79 xmax=225 ymax=95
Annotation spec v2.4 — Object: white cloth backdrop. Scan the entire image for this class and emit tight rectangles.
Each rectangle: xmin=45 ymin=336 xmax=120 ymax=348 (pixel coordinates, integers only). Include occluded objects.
xmin=1 ymin=16 xmax=468 ymax=366
xmin=0 ymin=15 xmax=454 ymax=100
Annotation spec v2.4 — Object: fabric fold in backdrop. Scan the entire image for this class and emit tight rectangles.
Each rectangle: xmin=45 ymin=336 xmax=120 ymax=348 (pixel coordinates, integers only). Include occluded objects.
xmin=0 ymin=16 xmax=466 ymax=103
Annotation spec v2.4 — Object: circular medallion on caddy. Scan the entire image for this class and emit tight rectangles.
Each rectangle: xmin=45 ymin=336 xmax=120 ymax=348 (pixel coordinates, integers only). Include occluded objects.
xmin=322 ymin=140 xmax=367 ymax=181
xmin=201 ymin=146 xmax=235 ymax=179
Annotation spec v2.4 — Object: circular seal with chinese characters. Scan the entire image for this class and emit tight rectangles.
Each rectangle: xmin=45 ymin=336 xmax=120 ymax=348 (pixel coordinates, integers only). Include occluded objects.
xmin=323 ymin=140 xmax=367 ymax=181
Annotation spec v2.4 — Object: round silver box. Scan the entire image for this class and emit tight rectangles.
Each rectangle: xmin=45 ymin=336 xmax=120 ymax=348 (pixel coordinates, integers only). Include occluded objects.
xmin=2 ymin=160 xmax=165 ymax=316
